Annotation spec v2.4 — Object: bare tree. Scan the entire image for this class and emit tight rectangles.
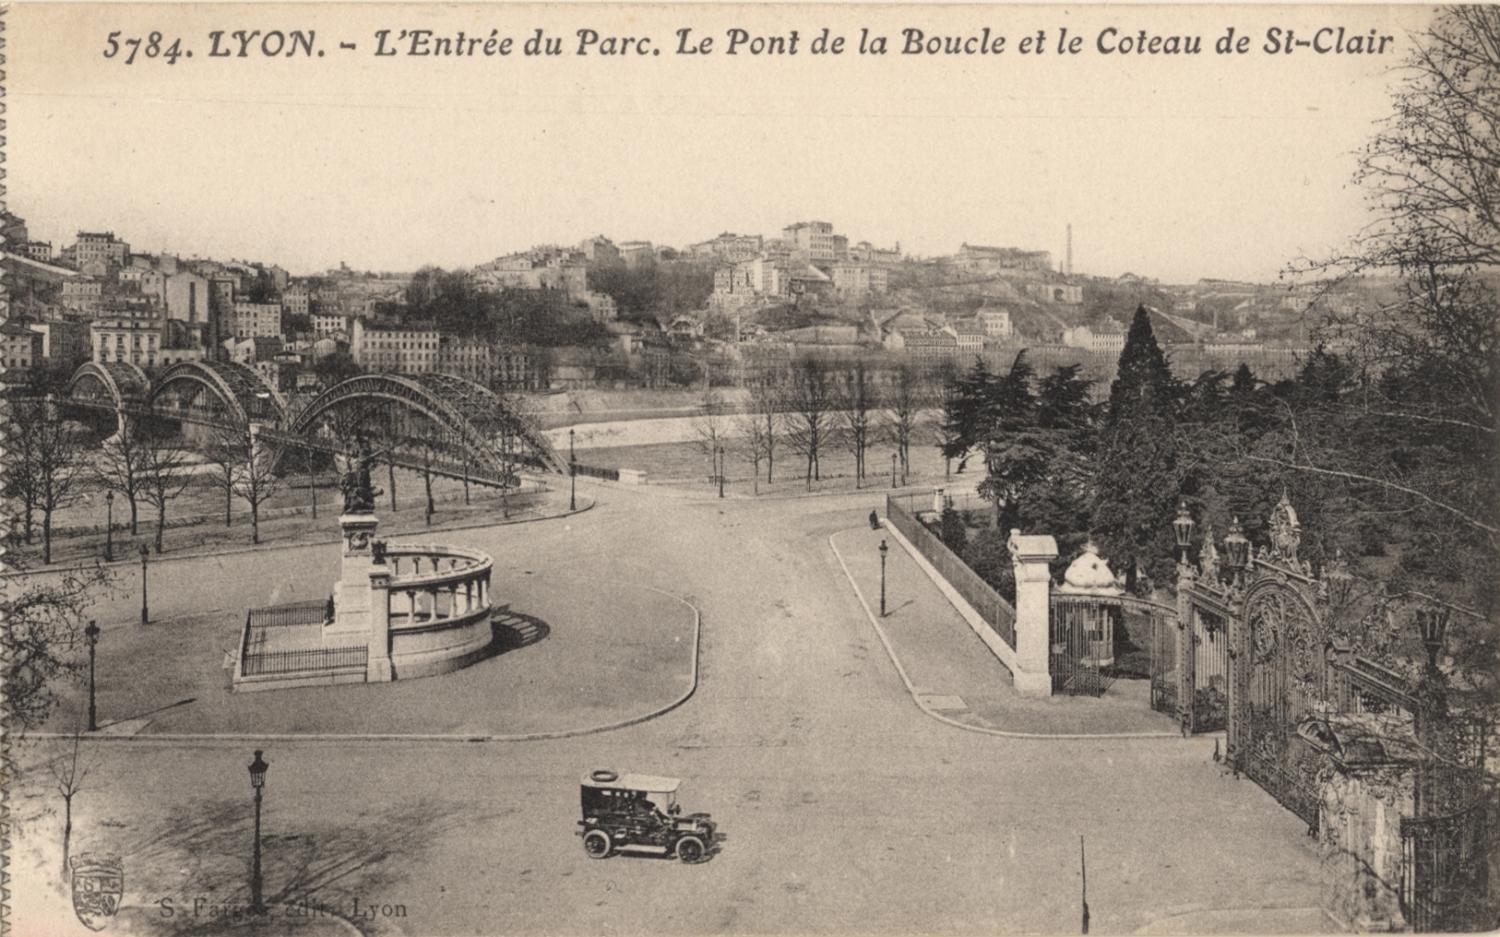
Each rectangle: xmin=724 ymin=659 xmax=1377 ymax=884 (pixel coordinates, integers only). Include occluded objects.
xmin=692 ymin=389 xmax=730 ymax=485
xmin=50 ymin=733 xmax=96 ymax=878
xmin=202 ymin=437 xmax=239 ymax=528
xmin=380 ymin=410 xmax=402 ymax=512
xmin=418 ymin=436 xmax=440 ymax=526
xmin=2 ymin=404 xmax=42 ymax=543
xmin=215 ymin=424 xmax=282 ymax=544
xmin=0 ymin=555 xmax=112 ymax=733
xmin=91 ymin=428 xmax=146 ymax=536
xmin=884 ymin=362 xmax=927 ymax=481
xmin=734 ymin=407 xmax=773 ymax=496
xmin=835 ymin=359 xmax=878 ymax=488
xmin=932 ymin=358 xmax=963 ymax=479
xmin=137 ymin=437 xmax=196 ymax=553
xmin=785 ymin=356 xmax=836 ymax=487
xmin=745 ymin=367 xmax=783 ymax=484
xmin=15 ymin=401 xmax=92 ymax=564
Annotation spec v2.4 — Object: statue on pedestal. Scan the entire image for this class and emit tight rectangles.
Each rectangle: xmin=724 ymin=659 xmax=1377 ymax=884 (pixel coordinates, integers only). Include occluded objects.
xmin=335 ymin=438 xmax=383 ymax=515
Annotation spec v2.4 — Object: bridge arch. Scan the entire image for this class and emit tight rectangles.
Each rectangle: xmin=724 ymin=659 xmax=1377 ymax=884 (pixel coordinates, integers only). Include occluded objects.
xmin=68 ymin=361 xmax=150 ymax=409
xmin=147 ymin=360 xmax=287 ymax=426
xmin=281 ymin=373 xmax=565 ymax=481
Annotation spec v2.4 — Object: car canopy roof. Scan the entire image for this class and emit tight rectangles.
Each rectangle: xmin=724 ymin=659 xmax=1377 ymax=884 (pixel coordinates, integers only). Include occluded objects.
xmin=582 ymin=770 xmax=681 ymax=793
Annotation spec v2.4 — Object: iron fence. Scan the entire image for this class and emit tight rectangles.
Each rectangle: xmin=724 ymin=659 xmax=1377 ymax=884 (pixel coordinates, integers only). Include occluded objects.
xmin=246 ymin=600 xmax=329 ymax=630
xmin=241 ymin=645 xmax=368 ymax=677
xmin=1401 ymin=787 xmax=1496 ymax=932
xmin=1049 ymin=594 xmax=1112 ymax=696
xmin=886 ymin=492 xmax=1015 ymax=650
xmin=573 ymin=463 xmax=621 ymax=481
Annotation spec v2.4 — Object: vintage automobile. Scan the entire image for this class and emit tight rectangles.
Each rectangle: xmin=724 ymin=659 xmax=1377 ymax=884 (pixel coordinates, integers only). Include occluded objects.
xmin=578 ymin=769 xmax=716 ymax=863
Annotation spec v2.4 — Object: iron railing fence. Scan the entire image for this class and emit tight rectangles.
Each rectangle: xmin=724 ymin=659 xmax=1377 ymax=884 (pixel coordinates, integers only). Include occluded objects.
xmin=241 ymin=599 xmax=338 ymax=677
xmin=241 ymin=645 xmax=369 ymax=677
xmin=1049 ymin=594 xmax=1112 ymax=697
xmin=886 ymin=492 xmax=1015 ymax=650
xmin=1401 ymin=782 xmax=1497 ymax=932
xmin=246 ymin=600 xmax=329 ymax=630
xmin=573 ymin=463 xmax=621 ymax=481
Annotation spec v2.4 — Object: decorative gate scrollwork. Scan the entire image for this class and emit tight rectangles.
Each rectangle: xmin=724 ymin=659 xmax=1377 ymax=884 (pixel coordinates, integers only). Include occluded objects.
xmin=1232 ymin=571 xmax=1327 ymax=830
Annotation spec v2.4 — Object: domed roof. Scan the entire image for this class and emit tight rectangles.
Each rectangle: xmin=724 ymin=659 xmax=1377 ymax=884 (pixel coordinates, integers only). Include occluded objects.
xmin=1058 ymin=542 xmax=1122 ymax=595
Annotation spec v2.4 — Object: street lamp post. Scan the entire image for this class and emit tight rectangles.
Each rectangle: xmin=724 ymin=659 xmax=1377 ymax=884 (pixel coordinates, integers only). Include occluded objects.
xmin=1414 ymin=606 xmax=1451 ymax=817
xmin=568 ymin=428 xmax=577 ymax=512
xmin=717 ymin=446 xmax=725 ymax=499
xmin=248 ymin=750 xmax=269 ymax=915
xmin=879 ymin=539 xmax=889 ymax=617
xmin=104 ymin=491 xmax=115 ymax=562
xmin=84 ymin=620 xmax=100 ymax=732
xmin=139 ymin=544 xmax=150 ymax=625
xmin=891 ymin=452 xmax=897 ymax=489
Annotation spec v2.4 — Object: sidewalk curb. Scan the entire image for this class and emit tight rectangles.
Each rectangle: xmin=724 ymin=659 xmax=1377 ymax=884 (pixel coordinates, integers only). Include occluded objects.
xmin=1129 ymin=902 xmax=1333 ymax=935
xmin=584 ymin=472 xmax=947 ymax=506
xmin=829 ymin=528 xmax=1183 ymax=742
xmin=4 ymin=493 xmax=596 ymax=578
xmin=24 ymin=583 xmax=700 ymax=746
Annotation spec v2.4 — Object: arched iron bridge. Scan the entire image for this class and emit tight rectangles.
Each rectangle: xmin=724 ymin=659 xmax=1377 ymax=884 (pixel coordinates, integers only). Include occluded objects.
xmin=62 ymin=360 xmax=566 ymax=484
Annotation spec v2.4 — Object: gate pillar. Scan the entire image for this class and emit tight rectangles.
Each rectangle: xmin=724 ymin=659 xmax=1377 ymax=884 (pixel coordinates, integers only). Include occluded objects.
xmin=1175 ymin=562 xmax=1196 ymax=733
xmin=1008 ymin=529 xmax=1058 ymax=698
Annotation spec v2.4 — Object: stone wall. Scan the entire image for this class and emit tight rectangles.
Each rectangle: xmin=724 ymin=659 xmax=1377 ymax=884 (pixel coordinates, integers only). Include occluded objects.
xmin=1319 ymin=762 xmax=1415 ymax=931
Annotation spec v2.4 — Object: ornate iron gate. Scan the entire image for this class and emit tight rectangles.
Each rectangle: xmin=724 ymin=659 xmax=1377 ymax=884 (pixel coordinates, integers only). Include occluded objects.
xmin=1050 ymin=595 xmax=1112 ymax=697
xmin=1233 ymin=579 xmax=1326 ymax=829
xmin=1177 ymin=536 xmax=1238 ymax=734
xmin=1226 ymin=498 xmax=1330 ymax=831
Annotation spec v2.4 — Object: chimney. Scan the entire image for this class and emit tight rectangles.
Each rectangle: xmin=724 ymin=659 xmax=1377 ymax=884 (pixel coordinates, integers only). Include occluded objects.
xmin=1065 ymin=224 xmax=1074 ymax=276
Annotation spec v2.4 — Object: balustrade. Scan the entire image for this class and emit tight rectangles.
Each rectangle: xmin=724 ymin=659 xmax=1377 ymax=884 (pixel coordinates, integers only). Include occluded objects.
xmin=376 ymin=544 xmax=493 ymax=629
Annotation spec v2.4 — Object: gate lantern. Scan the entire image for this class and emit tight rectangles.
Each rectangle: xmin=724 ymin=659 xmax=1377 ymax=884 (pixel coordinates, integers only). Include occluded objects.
xmin=1172 ymin=501 xmax=1194 ymax=564
xmin=1222 ymin=517 xmax=1249 ymax=586
xmin=1416 ymin=606 xmax=1449 ymax=670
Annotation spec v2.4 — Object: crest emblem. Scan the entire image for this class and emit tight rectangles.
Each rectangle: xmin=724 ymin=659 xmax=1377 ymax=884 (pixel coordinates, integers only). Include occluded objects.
xmin=70 ymin=853 xmax=124 ymax=931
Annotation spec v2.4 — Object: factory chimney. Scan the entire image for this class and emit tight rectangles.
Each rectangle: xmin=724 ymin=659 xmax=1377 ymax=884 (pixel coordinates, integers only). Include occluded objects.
xmin=1065 ymin=224 xmax=1074 ymax=276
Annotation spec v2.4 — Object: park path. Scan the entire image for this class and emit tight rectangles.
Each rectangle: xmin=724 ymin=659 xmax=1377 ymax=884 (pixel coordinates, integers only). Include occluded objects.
xmin=831 ymin=525 xmax=1180 ymax=737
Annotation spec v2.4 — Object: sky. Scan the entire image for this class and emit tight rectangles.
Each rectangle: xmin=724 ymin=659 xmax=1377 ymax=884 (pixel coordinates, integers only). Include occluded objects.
xmin=7 ymin=3 xmax=1436 ymax=282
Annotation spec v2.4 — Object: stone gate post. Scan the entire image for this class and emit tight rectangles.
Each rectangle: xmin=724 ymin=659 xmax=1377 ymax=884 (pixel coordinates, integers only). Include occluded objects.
xmin=1175 ymin=562 xmax=1196 ymax=733
xmin=1008 ymin=529 xmax=1058 ymax=698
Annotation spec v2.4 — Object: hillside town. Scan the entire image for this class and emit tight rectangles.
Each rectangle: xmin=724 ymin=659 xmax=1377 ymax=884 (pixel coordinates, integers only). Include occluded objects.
xmin=1 ymin=212 xmax=1380 ymax=398
xmin=5 ymin=6 xmax=1498 ymax=937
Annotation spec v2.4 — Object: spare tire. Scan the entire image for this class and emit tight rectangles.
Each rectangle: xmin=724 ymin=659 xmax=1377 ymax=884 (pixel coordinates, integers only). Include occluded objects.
xmin=590 ymin=769 xmax=619 ymax=783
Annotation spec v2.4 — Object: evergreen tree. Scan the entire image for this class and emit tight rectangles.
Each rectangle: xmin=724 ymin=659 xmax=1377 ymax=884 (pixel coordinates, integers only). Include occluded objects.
xmin=1091 ymin=306 xmax=1182 ymax=591
xmin=938 ymin=357 xmax=995 ymax=472
xmin=982 ymin=362 xmax=1094 ymax=545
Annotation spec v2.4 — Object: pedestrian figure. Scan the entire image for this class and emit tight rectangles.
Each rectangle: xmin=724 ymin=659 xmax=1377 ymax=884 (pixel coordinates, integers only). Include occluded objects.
xmin=868 ymin=510 xmax=880 ymax=530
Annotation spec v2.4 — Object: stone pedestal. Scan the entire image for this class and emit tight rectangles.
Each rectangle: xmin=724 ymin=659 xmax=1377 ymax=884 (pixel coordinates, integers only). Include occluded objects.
xmin=327 ymin=513 xmax=380 ymax=640
xmin=366 ymin=567 xmax=394 ymax=682
xmin=1008 ymin=529 xmax=1058 ymax=698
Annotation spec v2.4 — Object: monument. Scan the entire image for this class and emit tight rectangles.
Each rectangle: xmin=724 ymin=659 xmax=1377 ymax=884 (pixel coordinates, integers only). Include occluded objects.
xmin=234 ymin=436 xmax=498 ymax=690
xmin=326 ymin=439 xmax=384 ymax=644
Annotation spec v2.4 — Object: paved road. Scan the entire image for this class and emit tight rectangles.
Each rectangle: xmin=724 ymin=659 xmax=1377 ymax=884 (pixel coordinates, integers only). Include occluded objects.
xmin=10 ymin=480 xmax=1326 ymax=937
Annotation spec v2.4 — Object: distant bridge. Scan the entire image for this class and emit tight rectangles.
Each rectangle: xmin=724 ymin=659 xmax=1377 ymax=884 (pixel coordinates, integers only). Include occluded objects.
xmin=62 ymin=360 xmax=566 ymax=486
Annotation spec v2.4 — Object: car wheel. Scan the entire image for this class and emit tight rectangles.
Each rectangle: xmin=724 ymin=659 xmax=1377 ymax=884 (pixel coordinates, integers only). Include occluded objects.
xmin=676 ymin=835 xmax=705 ymax=863
xmin=583 ymin=830 xmax=612 ymax=859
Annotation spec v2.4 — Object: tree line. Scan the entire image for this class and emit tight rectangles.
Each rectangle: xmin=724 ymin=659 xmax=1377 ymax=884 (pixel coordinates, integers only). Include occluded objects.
xmin=693 ymin=357 xmax=955 ymax=493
